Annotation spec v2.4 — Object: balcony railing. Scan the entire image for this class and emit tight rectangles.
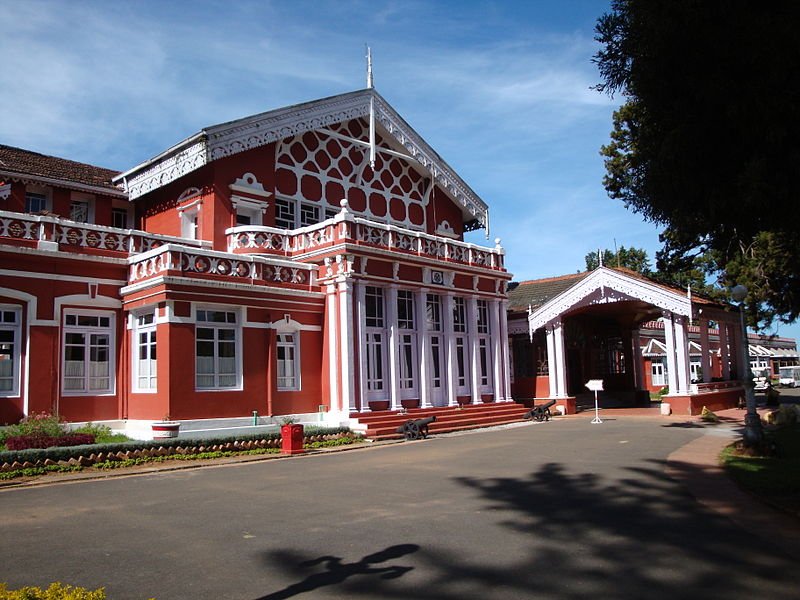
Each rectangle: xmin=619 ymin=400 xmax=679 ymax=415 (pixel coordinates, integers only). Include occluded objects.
xmin=0 ymin=210 xmax=209 ymax=255
xmin=226 ymin=213 xmax=505 ymax=270
xmin=127 ymin=244 xmax=317 ymax=290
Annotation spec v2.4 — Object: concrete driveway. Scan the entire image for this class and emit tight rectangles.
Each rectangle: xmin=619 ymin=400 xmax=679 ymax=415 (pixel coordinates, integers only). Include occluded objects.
xmin=0 ymin=417 xmax=797 ymax=599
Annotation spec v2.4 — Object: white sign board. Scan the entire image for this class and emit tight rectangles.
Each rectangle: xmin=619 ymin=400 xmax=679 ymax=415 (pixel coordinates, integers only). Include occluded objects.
xmin=585 ymin=379 xmax=604 ymax=392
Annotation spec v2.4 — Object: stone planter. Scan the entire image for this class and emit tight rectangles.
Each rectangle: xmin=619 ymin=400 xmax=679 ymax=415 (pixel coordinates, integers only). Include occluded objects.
xmin=152 ymin=421 xmax=181 ymax=439
xmin=400 ymin=399 xmax=420 ymax=409
xmin=368 ymin=400 xmax=390 ymax=411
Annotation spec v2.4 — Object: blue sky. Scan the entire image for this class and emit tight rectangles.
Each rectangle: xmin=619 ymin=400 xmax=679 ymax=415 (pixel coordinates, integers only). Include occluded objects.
xmin=1 ymin=0 xmax=796 ymax=341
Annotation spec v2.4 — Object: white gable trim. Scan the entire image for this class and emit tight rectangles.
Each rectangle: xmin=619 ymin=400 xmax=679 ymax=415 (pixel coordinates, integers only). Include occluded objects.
xmin=114 ymin=90 xmax=489 ymax=230
xmin=528 ymin=267 xmax=692 ymax=333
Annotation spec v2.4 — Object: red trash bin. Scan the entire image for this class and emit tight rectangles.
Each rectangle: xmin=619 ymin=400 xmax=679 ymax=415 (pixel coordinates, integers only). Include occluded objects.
xmin=281 ymin=423 xmax=305 ymax=455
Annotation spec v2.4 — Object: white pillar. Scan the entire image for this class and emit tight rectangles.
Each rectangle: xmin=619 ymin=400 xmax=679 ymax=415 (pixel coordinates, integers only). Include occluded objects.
xmin=719 ymin=321 xmax=731 ymax=380
xmin=443 ymin=293 xmax=458 ymax=407
xmin=546 ymin=325 xmax=557 ymax=398
xmin=699 ymin=318 xmax=711 ymax=383
xmin=553 ymin=320 xmax=568 ymax=398
xmin=416 ymin=289 xmax=431 ymax=408
xmin=500 ymin=300 xmax=512 ymax=401
xmin=355 ymin=282 xmax=368 ymax=412
xmin=632 ymin=329 xmax=643 ymax=389
xmin=325 ymin=284 xmax=339 ymax=414
xmin=491 ymin=299 xmax=502 ymax=402
xmin=674 ymin=315 xmax=691 ymax=394
xmin=663 ymin=314 xmax=679 ymax=394
xmin=386 ymin=285 xmax=400 ymax=410
xmin=468 ymin=297 xmax=481 ymax=404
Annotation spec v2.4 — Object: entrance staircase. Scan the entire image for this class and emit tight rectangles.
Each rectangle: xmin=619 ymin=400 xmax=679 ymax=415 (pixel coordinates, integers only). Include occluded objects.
xmin=349 ymin=402 xmax=531 ymax=440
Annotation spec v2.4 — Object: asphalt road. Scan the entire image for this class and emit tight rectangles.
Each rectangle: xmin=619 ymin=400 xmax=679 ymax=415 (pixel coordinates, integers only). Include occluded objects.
xmin=1 ymin=417 xmax=797 ymax=599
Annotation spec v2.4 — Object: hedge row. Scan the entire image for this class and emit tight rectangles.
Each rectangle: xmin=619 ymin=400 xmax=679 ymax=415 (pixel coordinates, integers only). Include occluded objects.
xmin=5 ymin=433 xmax=96 ymax=450
xmin=0 ymin=426 xmax=351 ymax=468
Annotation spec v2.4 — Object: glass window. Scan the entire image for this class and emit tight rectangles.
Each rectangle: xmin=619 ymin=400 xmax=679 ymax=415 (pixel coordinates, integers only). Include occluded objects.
xmin=112 ymin=208 xmax=129 ymax=229
xmin=25 ymin=192 xmax=48 ymax=214
xmin=70 ymin=201 xmax=89 ymax=223
xmin=398 ymin=333 xmax=416 ymax=389
xmin=453 ymin=298 xmax=467 ymax=333
xmin=62 ymin=311 xmax=114 ymax=394
xmin=397 ymin=291 xmax=414 ymax=329
xmin=477 ymin=300 xmax=489 ymax=334
xmin=196 ymin=310 xmax=239 ymax=389
xmin=426 ymin=294 xmax=441 ymax=331
xmin=365 ymin=287 xmax=384 ymax=328
xmin=275 ymin=198 xmax=295 ymax=229
xmin=0 ymin=308 xmax=21 ymax=396
xmin=133 ymin=312 xmax=157 ymax=391
xmin=299 ymin=203 xmax=320 ymax=227
xmin=277 ymin=333 xmax=300 ymax=391
xmin=366 ymin=332 xmax=385 ymax=392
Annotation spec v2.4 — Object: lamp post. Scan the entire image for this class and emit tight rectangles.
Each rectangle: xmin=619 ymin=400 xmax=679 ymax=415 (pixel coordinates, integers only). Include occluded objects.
xmin=731 ymin=284 xmax=763 ymax=446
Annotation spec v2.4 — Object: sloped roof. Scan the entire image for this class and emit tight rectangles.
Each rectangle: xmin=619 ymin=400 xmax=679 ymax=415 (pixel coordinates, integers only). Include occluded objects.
xmin=114 ymin=89 xmax=489 ymax=229
xmin=0 ymin=144 xmax=122 ymax=194
xmin=507 ymin=272 xmax=589 ymax=312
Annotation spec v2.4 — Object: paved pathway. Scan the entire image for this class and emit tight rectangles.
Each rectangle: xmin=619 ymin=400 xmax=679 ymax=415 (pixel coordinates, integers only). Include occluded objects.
xmin=1 ymin=415 xmax=798 ymax=599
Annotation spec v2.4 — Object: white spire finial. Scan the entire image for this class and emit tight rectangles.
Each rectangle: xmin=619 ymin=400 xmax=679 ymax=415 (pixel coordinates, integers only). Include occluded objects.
xmin=366 ymin=45 xmax=373 ymax=89
xmin=598 ymin=248 xmax=603 ymax=268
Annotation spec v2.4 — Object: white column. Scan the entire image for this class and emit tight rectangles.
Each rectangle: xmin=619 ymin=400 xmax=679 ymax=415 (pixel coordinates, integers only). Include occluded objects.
xmin=500 ymin=300 xmax=512 ymax=401
xmin=338 ymin=278 xmax=355 ymax=413
xmin=468 ymin=297 xmax=481 ymax=404
xmin=325 ymin=284 xmax=339 ymax=414
xmin=632 ymin=329 xmax=643 ymax=389
xmin=416 ymin=289 xmax=431 ymax=408
xmin=386 ymin=285 xmax=400 ymax=410
xmin=553 ymin=320 xmax=568 ymax=398
xmin=356 ymin=282 xmax=368 ymax=412
xmin=699 ymin=318 xmax=711 ymax=383
xmin=443 ymin=293 xmax=458 ymax=406
xmin=546 ymin=325 xmax=557 ymax=398
xmin=663 ymin=314 xmax=679 ymax=394
xmin=719 ymin=321 xmax=731 ymax=380
xmin=674 ymin=315 xmax=691 ymax=394
xmin=491 ymin=299 xmax=502 ymax=402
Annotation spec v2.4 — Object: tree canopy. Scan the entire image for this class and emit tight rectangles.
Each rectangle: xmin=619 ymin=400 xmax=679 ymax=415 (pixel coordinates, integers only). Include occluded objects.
xmin=594 ymin=0 xmax=800 ymax=329
xmin=585 ymin=246 xmax=650 ymax=273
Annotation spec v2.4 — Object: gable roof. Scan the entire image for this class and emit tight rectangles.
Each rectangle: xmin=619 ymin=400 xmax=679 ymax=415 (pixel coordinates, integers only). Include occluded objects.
xmin=0 ymin=144 xmax=124 ymax=196
xmin=507 ymin=272 xmax=590 ymax=312
xmin=114 ymin=89 xmax=490 ymax=230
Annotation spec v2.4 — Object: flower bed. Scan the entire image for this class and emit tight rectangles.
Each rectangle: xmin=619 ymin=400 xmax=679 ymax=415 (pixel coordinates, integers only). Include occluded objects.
xmin=5 ymin=433 xmax=96 ymax=450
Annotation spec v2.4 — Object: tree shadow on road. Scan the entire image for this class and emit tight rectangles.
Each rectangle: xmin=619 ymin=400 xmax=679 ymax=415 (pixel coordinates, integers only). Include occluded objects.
xmin=254 ymin=544 xmax=418 ymax=599
xmin=254 ymin=462 xmax=797 ymax=599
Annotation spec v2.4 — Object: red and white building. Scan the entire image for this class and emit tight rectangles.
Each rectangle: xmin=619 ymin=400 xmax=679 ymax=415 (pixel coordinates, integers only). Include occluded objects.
xmin=0 ymin=89 xmax=513 ymax=437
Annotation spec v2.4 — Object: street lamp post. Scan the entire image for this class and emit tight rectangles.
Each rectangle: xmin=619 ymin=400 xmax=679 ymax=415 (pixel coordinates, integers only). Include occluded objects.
xmin=731 ymin=284 xmax=763 ymax=446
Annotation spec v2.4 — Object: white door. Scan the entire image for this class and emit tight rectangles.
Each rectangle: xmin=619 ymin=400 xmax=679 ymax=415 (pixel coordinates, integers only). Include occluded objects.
xmin=429 ymin=335 xmax=446 ymax=406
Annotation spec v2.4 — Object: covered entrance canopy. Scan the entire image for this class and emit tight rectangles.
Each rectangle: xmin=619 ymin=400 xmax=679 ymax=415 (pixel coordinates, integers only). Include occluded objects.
xmin=513 ymin=267 xmax=745 ymax=415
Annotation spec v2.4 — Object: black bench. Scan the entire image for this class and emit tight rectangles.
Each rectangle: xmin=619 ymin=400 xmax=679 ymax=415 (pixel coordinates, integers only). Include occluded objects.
xmin=396 ymin=416 xmax=437 ymax=440
xmin=524 ymin=399 xmax=557 ymax=422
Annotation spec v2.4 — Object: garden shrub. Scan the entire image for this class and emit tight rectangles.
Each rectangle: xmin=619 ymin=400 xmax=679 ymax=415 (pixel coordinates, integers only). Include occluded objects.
xmin=5 ymin=434 xmax=96 ymax=451
xmin=0 ymin=582 xmax=105 ymax=599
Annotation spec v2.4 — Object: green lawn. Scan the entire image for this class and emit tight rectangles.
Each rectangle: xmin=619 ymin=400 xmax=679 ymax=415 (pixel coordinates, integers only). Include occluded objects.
xmin=721 ymin=424 xmax=800 ymax=516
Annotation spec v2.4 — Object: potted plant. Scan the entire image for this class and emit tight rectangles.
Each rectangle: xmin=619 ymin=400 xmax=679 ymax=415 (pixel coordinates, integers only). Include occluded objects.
xmin=152 ymin=415 xmax=181 ymax=439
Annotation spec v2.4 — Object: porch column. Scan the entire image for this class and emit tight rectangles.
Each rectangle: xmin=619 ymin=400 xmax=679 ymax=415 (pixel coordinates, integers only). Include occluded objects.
xmin=719 ymin=321 xmax=731 ymax=380
xmin=545 ymin=325 xmax=557 ymax=397
xmin=325 ymin=284 xmax=340 ymax=415
xmin=490 ymin=299 xmax=503 ymax=402
xmin=386 ymin=285 xmax=400 ymax=410
xmin=468 ymin=297 xmax=481 ymax=404
xmin=632 ymin=329 xmax=644 ymax=389
xmin=443 ymin=293 xmax=458 ymax=407
xmin=553 ymin=319 xmax=568 ymax=398
xmin=356 ymin=282 xmax=368 ymax=412
xmin=662 ymin=313 xmax=679 ymax=394
xmin=699 ymin=318 xmax=712 ymax=383
xmin=500 ymin=300 xmax=512 ymax=401
xmin=674 ymin=314 xmax=691 ymax=394
xmin=338 ymin=278 xmax=356 ymax=413
xmin=416 ymin=289 xmax=431 ymax=408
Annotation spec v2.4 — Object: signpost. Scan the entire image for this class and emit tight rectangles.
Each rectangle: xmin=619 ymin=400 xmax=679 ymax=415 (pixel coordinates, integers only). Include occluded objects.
xmin=585 ymin=379 xmax=604 ymax=424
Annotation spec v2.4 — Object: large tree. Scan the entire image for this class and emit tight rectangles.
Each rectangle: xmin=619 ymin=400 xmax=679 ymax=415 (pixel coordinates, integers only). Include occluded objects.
xmin=594 ymin=0 xmax=800 ymax=329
